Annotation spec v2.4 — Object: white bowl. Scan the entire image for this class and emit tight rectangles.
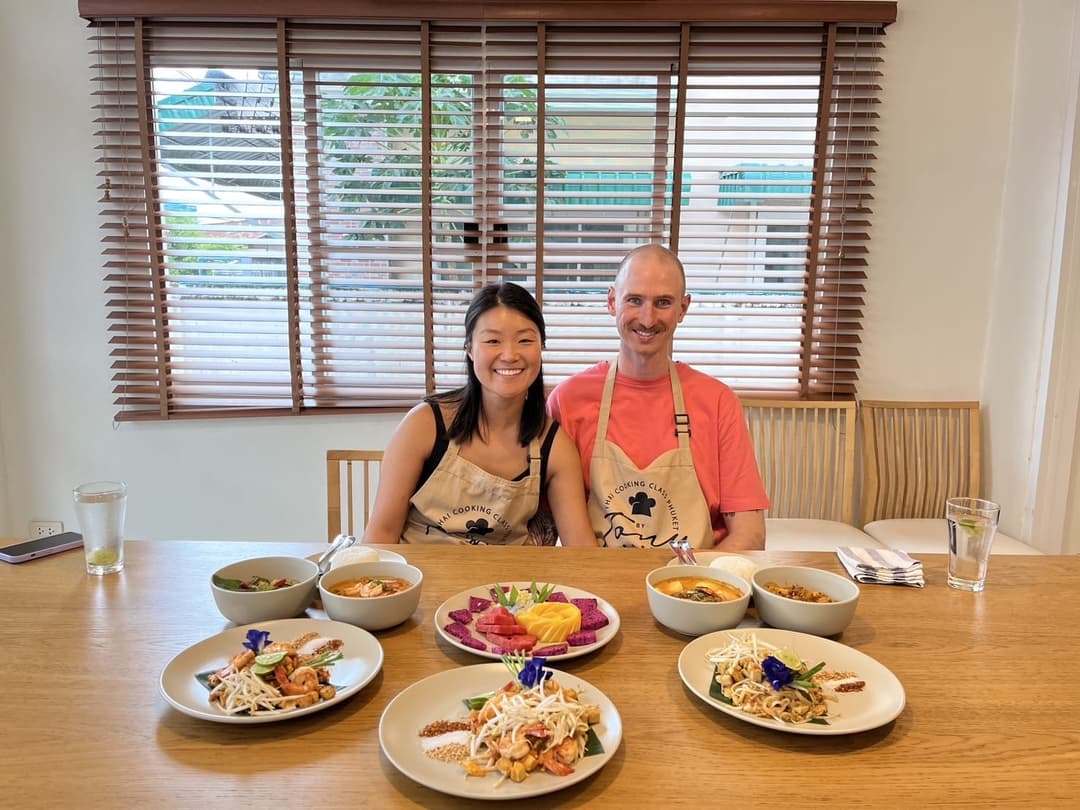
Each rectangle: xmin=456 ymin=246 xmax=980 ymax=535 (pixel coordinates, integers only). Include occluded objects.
xmin=645 ymin=564 xmax=750 ymax=636
xmin=751 ymin=565 xmax=860 ymax=637
xmin=210 ymin=556 xmax=319 ymax=625
xmin=318 ymin=560 xmax=423 ymax=631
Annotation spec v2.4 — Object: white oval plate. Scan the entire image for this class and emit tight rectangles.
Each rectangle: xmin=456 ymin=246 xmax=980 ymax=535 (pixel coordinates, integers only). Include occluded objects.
xmin=434 ymin=582 xmax=620 ymax=661
xmin=380 ymin=663 xmax=622 ymax=800
xmin=678 ymin=627 xmax=905 ymax=735
xmin=159 ymin=617 xmax=384 ymax=724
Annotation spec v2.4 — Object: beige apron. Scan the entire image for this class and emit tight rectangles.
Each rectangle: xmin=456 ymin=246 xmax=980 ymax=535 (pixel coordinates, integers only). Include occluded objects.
xmin=588 ymin=361 xmax=714 ymax=548
xmin=401 ymin=435 xmax=543 ymax=545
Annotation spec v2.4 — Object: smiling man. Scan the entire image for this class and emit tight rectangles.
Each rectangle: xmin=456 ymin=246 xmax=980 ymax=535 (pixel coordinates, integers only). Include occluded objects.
xmin=547 ymin=244 xmax=769 ymax=550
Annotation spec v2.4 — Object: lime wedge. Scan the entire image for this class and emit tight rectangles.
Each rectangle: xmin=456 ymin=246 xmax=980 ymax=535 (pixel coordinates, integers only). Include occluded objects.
xmin=87 ymin=548 xmax=119 ymax=566
xmin=775 ymin=649 xmax=803 ymax=670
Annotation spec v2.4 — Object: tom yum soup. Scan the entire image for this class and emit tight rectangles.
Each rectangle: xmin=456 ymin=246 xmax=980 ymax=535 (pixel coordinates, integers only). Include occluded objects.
xmin=327 ymin=576 xmax=414 ymax=599
xmin=763 ymin=582 xmax=836 ymax=603
xmin=653 ymin=576 xmax=744 ymax=603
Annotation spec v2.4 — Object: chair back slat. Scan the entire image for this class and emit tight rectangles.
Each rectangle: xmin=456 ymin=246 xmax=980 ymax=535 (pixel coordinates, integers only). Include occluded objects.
xmin=325 ymin=450 xmax=384 ymax=542
xmin=741 ymin=400 xmax=857 ymax=524
xmin=858 ymin=401 xmax=981 ymax=523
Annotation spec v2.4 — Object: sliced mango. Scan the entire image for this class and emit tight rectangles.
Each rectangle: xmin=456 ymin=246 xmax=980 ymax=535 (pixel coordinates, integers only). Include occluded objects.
xmin=515 ymin=602 xmax=582 ymax=643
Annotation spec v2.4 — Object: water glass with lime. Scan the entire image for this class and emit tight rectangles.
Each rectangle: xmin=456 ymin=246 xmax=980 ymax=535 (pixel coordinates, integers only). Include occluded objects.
xmin=74 ymin=481 xmax=127 ymax=575
xmin=945 ymin=497 xmax=1000 ymax=592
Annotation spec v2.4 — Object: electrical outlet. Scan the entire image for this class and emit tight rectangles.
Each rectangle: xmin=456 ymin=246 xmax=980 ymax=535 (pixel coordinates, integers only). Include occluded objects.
xmin=30 ymin=521 xmax=64 ymax=538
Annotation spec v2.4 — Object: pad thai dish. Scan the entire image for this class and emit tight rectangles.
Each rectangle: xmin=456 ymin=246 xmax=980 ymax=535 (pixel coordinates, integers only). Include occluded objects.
xmin=207 ymin=629 xmax=344 ymax=715
xmin=420 ymin=655 xmax=602 ymax=785
xmin=705 ymin=633 xmax=864 ymax=725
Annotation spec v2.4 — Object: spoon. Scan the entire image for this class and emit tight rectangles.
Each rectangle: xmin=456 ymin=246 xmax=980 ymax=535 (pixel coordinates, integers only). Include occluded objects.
xmin=668 ymin=536 xmax=689 ymax=564
xmin=317 ymin=533 xmax=357 ymax=576
xmin=678 ymin=538 xmax=700 ymax=565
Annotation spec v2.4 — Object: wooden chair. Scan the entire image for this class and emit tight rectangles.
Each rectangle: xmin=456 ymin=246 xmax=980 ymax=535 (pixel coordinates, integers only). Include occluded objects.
xmin=858 ymin=401 xmax=1040 ymax=554
xmin=741 ymin=399 xmax=877 ymax=551
xmin=326 ymin=450 xmax=384 ymax=542
xmin=741 ymin=399 xmax=857 ymax=523
xmin=859 ymin=400 xmax=983 ymax=523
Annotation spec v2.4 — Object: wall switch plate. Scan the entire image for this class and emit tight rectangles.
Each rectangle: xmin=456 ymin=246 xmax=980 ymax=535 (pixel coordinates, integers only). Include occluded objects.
xmin=30 ymin=521 xmax=64 ymax=538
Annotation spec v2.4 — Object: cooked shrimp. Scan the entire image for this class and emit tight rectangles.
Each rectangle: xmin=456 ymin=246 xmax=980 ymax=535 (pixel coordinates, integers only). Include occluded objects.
xmin=276 ymin=665 xmax=319 ymax=696
xmin=550 ymin=737 xmax=580 ymax=766
xmin=538 ymin=748 xmax=574 ymax=776
xmin=210 ymin=649 xmax=255 ymax=685
xmin=359 ymin=579 xmax=388 ymax=597
xmin=496 ymin=736 xmax=531 ymax=761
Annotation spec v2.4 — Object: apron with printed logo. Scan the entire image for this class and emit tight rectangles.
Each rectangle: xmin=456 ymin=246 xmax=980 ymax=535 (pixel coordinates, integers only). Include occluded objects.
xmin=402 ymin=436 xmax=542 ymax=545
xmin=588 ymin=361 xmax=714 ymax=548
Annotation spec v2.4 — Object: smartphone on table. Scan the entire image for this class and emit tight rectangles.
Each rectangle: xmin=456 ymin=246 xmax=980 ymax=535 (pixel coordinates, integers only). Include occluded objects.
xmin=0 ymin=532 xmax=84 ymax=564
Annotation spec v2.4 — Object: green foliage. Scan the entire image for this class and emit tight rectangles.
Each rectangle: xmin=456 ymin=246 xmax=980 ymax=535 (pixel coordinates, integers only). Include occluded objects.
xmin=321 ymin=73 xmax=563 ymax=240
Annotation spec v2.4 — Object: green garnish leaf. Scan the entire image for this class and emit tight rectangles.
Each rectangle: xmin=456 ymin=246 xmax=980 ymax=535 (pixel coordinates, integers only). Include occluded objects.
xmin=492 ymin=583 xmax=520 ymax=608
xmin=303 ymin=650 xmax=344 ymax=669
xmin=212 ymin=574 xmax=245 ymax=590
xmin=708 ymin=665 xmax=733 ymax=703
xmin=583 ymin=727 xmax=604 ymax=756
xmin=801 ymin=661 xmax=827 ymax=680
xmin=463 ymin=692 xmax=494 ymax=711
xmin=501 ymin=650 xmax=528 ymax=678
xmin=530 ymin=581 xmax=556 ymax=603
xmin=810 ymin=717 xmax=830 ymax=725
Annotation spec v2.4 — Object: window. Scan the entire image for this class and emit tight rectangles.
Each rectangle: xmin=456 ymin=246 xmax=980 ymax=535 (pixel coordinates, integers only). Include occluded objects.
xmin=82 ymin=1 xmax=896 ymax=420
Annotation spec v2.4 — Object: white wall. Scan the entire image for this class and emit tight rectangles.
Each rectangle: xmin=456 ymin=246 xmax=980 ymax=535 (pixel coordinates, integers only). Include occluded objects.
xmin=0 ymin=0 xmax=1075 ymax=545
xmin=984 ymin=0 xmax=1079 ymax=552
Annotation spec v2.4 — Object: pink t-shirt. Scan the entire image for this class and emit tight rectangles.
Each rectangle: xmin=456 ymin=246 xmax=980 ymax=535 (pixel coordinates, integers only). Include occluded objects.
xmin=547 ymin=361 xmax=770 ymax=544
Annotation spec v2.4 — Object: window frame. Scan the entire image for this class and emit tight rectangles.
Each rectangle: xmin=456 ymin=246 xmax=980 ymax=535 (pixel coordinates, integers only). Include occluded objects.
xmin=81 ymin=1 xmax=897 ymax=421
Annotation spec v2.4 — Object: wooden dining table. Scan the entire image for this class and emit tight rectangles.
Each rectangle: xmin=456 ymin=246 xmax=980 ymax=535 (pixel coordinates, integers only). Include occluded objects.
xmin=1 ymin=540 xmax=1077 ymax=808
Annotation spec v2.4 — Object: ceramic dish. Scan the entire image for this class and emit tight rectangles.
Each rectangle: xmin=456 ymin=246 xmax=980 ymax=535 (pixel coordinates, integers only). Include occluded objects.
xmin=677 ymin=627 xmax=905 ymax=735
xmin=159 ymin=617 xmax=383 ymax=724
xmin=379 ymin=662 xmax=622 ymax=799
xmin=433 ymin=582 xmax=620 ymax=661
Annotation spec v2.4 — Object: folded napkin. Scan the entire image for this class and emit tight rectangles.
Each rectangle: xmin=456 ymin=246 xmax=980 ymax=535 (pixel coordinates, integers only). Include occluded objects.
xmin=836 ymin=546 xmax=925 ymax=588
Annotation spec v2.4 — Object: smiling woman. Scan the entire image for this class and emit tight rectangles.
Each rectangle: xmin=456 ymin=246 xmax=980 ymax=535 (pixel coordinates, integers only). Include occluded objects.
xmin=358 ymin=282 xmax=598 ymax=548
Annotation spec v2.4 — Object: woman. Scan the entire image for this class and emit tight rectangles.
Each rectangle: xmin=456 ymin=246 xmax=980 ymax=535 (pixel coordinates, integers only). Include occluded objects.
xmin=362 ymin=282 xmax=597 ymax=546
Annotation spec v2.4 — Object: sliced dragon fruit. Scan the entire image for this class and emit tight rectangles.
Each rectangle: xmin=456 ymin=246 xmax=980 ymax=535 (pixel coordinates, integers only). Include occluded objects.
xmin=580 ymin=609 xmax=610 ymax=631
xmin=566 ymin=630 xmax=597 ymax=647
xmin=448 ymin=608 xmax=473 ymax=625
xmin=468 ymin=596 xmax=493 ymax=613
xmin=532 ymin=643 xmax=569 ymax=656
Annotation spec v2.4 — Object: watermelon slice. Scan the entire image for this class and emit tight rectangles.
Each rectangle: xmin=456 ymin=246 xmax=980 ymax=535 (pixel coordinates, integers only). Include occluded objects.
xmin=485 ymin=631 xmax=537 ymax=652
xmin=476 ymin=621 xmax=527 ymax=635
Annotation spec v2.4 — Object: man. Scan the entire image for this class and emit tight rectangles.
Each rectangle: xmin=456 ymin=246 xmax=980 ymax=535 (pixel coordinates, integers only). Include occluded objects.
xmin=547 ymin=244 xmax=769 ymax=549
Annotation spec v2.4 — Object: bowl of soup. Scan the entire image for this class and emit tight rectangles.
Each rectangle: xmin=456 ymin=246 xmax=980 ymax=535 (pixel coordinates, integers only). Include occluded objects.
xmin=210 ymin=556 xmax=319 ymax=625
xmin=645 ymin=564 xmax=750 ymax=636
xmin=318 ymin=560 xmax=423 ymax=630
xmin=750 ymin=565 xmax=859 ymax=636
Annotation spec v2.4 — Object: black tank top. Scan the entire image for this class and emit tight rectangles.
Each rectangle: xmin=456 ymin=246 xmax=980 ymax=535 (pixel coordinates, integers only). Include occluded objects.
xmin=417 ymin=400 xmax=559 ymax=492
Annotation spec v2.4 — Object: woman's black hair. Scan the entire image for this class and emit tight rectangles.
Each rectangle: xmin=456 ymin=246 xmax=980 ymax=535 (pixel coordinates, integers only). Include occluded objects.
xmin=435 ymin=282 xmax=547 ymax=446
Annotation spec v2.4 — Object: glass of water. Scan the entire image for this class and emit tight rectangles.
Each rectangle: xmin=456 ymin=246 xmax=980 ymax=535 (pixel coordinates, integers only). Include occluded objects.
xmin=74 ymin=481 xmax=128 ymax=575
xmin=945 ymin=497 xmax=1000 ymax=592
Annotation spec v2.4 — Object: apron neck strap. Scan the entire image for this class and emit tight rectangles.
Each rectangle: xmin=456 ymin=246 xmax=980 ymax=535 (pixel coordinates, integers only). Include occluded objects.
xmin=598 ymin=360 xmax=692 ymax=449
